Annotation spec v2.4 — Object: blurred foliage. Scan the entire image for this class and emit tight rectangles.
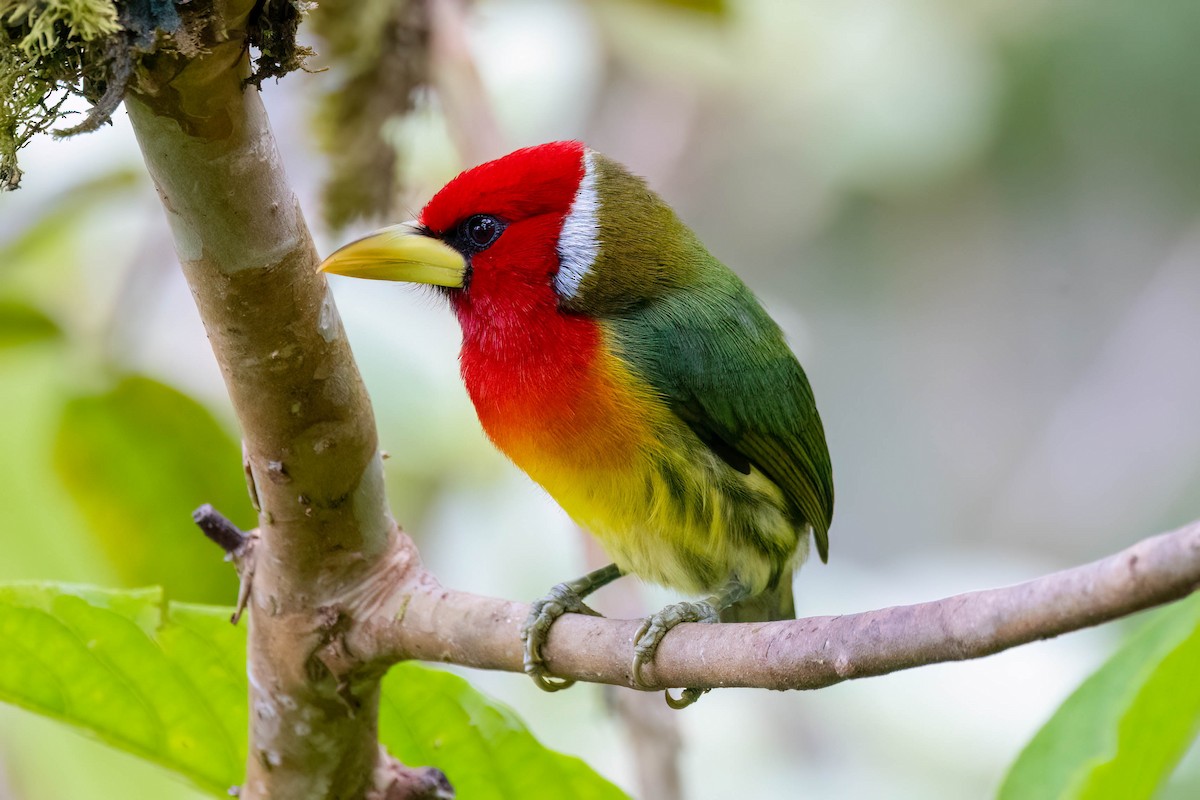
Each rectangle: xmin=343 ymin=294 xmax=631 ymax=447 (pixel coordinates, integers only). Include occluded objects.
xmin=0 ymin=296 xmax=59 ymax=346
xmin=0 ymin=167 xmax=140 ymax=263
xmin=309 ymin=0 xmax=431 ymax=230
xmin=0 ymin=164 xmax=240 ymax=798
xmin=1000 ymin=596 xmax=1200 ymax=800
xmin=0 ymin=163 xmax=241 ymax=608
xmin=647 ymin=0 xmax=727 ymax=16
xmin=0 ymin=583 xmax=628 ymax=799
xmin=53 ymin=376 xmax=249 ymax=604
xmin=990 ymin=0 xmax=1200 ymax=211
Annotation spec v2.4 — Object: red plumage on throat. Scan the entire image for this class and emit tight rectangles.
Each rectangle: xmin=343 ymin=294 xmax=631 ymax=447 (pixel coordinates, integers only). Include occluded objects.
xmin=416 ymin=141 xmax=605 ymax=449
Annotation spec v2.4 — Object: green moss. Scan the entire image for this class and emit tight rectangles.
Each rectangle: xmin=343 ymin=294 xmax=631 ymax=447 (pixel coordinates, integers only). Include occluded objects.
xmin=1 ymin=0 xmax=123 ymax=189
xmin=1 ymin=0 xmax=120 ymax=55
xmin=1 ymin=0 xmax=314 ymax=190
xmin=246 ymin=0 xmax=314 ymax=88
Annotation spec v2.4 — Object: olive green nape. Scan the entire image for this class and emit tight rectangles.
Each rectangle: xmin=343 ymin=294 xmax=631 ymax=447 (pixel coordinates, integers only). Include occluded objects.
xmin=561 ymin=153 xmax=708 ymax=315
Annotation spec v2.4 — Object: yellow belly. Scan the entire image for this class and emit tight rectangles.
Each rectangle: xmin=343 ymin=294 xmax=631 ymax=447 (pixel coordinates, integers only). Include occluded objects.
xmin=485 ymin=347 xmax=807 ymax=596
xmin=547 ymin=442 xmax=805 ymax=595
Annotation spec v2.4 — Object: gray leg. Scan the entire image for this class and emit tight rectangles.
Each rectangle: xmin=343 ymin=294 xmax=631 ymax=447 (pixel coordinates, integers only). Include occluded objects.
xmin=632 ymin=578 xmax=751 ymax=709
xmin=522 ymin=563 xmax=624 ymax=692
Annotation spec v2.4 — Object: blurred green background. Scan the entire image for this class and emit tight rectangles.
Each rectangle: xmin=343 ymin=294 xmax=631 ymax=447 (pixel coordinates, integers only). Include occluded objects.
xmin=2 ymin=0 xmax=1199 ymax=797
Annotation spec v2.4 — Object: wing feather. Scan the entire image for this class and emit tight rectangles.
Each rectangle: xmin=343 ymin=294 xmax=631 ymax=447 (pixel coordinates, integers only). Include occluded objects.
xmin=611 ymin=278 xmax=834 ymax=561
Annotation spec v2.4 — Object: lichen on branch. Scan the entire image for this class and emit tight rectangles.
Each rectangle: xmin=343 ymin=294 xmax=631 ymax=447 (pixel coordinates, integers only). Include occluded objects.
xmin=244 ymin=0 xmax=314 ymax=87
xmin=1 ymin=0 xmax=120 ymax=187
xmin=0 ymin=0 xmax=313 ymax=190
xmin=1 ymin=0 xmax=120 ymax=55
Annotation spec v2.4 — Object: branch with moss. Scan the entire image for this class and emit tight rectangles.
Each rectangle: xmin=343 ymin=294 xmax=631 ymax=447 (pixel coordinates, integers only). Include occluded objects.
xmin=1 ymin=0 xmax=114 ymax=186
xmin=0 ymin=0 xmax=309 ymax=188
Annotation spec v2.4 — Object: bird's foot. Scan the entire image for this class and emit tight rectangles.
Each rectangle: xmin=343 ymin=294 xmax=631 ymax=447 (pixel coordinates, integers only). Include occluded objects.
xmin=521 ymin=582 xmax=603 ymax=692
xmin=631 ymin=600 xmax=720 ymax=709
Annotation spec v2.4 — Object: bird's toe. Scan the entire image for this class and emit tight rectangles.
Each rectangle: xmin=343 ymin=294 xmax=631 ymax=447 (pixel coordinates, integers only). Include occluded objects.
xmin=520 ymin=582 xmax=603 ymax=693
xmin=630 ymin=600 xmax=719 ymax=707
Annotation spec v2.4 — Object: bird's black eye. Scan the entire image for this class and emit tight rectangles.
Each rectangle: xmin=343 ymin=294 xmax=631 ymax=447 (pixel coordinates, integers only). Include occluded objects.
xmin=462 ymin=214 xmax=504 ymax=251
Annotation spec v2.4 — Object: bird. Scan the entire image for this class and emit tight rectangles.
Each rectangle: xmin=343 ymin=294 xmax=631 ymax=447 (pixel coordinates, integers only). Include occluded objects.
xmin=319 ymin=141 xmax=833 ymax=707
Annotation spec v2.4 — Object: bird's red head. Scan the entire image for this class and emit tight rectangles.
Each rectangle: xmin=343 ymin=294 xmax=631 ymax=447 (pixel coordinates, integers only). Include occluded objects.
xmin=320 ymin=141 xmax=697 ymax=329
xmin=419 ymin=141 xmax=586 ymax=238
xmin=417 ymin=142 xmax=588 ymax=328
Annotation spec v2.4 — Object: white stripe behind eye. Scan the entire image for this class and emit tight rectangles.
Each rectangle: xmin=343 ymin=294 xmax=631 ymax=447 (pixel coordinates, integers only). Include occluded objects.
xmin=554 ymin=149 xmax=599 ymax=300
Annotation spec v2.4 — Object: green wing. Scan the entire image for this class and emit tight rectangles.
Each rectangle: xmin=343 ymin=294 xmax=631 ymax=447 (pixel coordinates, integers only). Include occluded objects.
xmin=612 ymin=277 xmax=834 ymax=561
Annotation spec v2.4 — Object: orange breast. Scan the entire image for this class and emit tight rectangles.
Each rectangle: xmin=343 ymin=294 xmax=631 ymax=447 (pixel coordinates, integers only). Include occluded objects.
xmin=473 ymin=344 xmax=657 ymax=476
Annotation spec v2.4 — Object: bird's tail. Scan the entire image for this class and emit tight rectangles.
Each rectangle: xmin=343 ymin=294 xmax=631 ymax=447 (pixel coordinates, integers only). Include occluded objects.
xmin=720 ymin=574 xmax=795 ymax=623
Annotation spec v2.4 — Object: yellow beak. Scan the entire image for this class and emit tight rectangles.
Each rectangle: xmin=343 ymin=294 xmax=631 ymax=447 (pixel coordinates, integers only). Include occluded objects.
xmin=318 ymin=221 xmax=466 ymax=288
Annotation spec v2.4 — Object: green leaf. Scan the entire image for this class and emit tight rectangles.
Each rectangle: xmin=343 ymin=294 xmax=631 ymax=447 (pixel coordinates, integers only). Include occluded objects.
xmin=0 ymin=583 xmax=627 ymax=799
xmin=0 ymin=584 xmax=246 ymax=795
xmin=0 ymin=297 xmax=60 ymax=348
xmin=53 ymin=375 xmax=250 ymax=603
xmin=380 ymin=664 xmax=628 ymax=800
xmin=998 ymin=594 xmax=1200 ymax=800
xmin=640 ymin=0 xmax=727 ymax=15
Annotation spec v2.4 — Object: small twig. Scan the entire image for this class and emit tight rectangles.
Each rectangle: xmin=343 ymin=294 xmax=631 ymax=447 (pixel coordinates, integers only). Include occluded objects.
xmin=192 ymin=503 xmax=257 ymax=624
xmin=193 ymin=503 xmax=248 ymax=554
xmin=52 ymin=35 xmax=135 ymax=138
xmin=367 ymin=748 xmax=454 ymax=800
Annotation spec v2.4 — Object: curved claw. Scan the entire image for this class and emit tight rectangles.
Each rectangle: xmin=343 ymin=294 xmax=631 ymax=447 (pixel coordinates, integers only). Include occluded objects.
xmin=630 ymin=617 xmax=654 ymax=687
xmin=630 ymin=600 xmax=720 ymax=700
xmin=521 ymin=581 xmax=602 ymax=693
xmin=529 ymin=672 xmax=576 ymax=692
xmin=665 ymin=687 xmax=709 ymax=709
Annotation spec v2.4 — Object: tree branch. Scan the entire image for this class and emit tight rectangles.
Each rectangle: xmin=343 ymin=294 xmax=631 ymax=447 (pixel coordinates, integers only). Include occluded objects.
xmin=354 ymin=519 xmax=1200 ymax=691
xmin=125 ymin=3 xmax=436 ymax=798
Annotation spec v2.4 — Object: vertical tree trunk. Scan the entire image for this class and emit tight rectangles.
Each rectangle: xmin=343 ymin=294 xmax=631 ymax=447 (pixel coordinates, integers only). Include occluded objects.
xmin=124 ymin=6 xmax=407 ymax=797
